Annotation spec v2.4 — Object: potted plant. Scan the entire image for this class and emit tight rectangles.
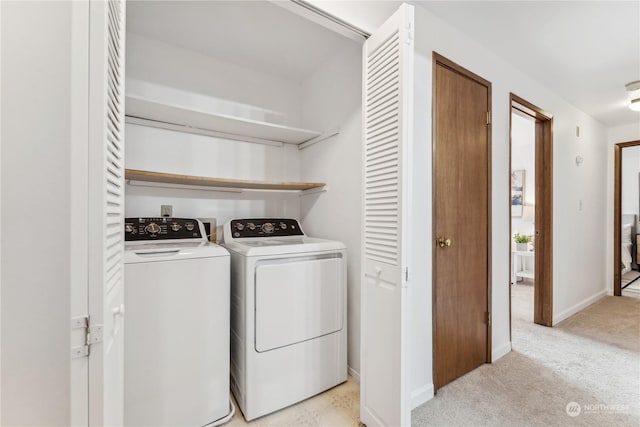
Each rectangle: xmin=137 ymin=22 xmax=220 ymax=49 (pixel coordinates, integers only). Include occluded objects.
xmin=513 ymin=233 xmax=532 ymax=251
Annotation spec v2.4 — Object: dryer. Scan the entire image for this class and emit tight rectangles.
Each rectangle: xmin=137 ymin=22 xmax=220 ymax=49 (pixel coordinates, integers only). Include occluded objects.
xmin=222 ymin=218 xmax=347 ymax=421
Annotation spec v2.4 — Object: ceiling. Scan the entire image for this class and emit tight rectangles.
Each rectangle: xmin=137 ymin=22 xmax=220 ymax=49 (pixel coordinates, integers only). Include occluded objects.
xmin=414 ymin=0 xmax=640 ymax=128
xmin=127 ymin=0 xmax=640 ymax=128
xmin=126 ymin=1 xmax=355 ymax=83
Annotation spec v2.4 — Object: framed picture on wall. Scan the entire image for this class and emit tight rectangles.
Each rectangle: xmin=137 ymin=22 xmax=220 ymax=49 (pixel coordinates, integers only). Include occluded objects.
xmin=511 ymin=169 xmax=525 ymax=217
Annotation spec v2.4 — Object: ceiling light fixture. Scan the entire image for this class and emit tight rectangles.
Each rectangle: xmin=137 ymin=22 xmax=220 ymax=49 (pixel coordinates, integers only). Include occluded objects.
xmin=626 ymin=81 xmax=640 ymax=111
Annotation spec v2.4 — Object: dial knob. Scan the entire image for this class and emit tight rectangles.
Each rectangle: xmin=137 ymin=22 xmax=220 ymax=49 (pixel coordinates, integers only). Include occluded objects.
xmin=235 ymin=223 xmax=245 ymax=231
xmin=279 ymin=222 xmax=287 ymax=230
xmin=185 ymin=222 xmax=195 ymax=231
xmin=170 ymin=223 xmax=182 ymax=232
xmin=262 ymin=222 xmax=275 ymax=233
xmin=125 ymin=224 xmax=134 ymax=233
xmin=247 ymin=222 xmax=256 ymax=231
xmin=144 ymin=222 xmax=161 ymax=234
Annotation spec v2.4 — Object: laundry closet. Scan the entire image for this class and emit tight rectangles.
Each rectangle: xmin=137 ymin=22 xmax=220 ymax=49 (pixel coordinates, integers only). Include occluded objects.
xmin=123 ymin=0 xmax=363 ymax=384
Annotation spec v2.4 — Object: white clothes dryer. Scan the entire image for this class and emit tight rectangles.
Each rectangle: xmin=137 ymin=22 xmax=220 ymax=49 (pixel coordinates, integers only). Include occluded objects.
xmin=222 ymin=218 xmax=347 ymax=421
xmin=124 ymin=217 xmax=230 ymax=427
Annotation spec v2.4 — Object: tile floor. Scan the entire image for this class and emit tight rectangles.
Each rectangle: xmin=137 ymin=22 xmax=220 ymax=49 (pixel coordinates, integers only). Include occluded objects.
xmin=225 ymin=377 xmax=360 ymax=427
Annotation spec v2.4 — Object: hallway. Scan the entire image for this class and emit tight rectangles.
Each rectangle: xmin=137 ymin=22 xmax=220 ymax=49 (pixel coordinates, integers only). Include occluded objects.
xmin=412 ymin=294 xmax=640 ymax=426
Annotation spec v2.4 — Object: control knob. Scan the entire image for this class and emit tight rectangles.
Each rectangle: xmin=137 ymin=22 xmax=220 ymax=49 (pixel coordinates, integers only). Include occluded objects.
xmin=144 ymin=222 xmax=161 ymax=234
xmin=262 ymin=222 xmax=275 ymax=234
xmin=279 ymin=222 xmax=287 ymax=230
xmin=185 ymin=222 xmax=195 ymax=231
xmin=125 ymin=224 xmax=134 ymax=233
xmin=247 ymin=222 xmax=256 ymax=231
xmin=170 ymin=223 xmax=182 ymax=232
xmin=235 ymin=223 xmax=245 ymax=231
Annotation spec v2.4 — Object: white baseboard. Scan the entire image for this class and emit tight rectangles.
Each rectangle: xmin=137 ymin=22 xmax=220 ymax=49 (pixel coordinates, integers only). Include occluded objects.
xmin=348 ymin=366 xmax=360 ymax=383
xmin=492 ymin=341 xmax=511 ymax=361
xmin=553 ymin=289 xmax=607 ymax=325
xmin=351 ymin=368 xmax=432 ymax=410
xmin=410 ymin=383 xmax=434 ymax=410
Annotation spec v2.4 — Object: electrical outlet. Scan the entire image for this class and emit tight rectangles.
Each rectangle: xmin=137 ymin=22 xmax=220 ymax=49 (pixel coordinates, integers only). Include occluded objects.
xmin=161 ymin=205 xmax=172 ymax=217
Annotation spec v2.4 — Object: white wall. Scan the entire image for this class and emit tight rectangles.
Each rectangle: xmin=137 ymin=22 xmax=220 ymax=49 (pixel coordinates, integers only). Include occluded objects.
xmin=0 ymin=1 xmax=3 ymax=420
xmin=126 ymin=33 xmax=304 ymax=127
xmin=605 ymin=123 xmax=640 ymax=293
xmin=298 ymin=42 xmax=362 ymax=377
xmin=511 ymin=113 xmax=535 ymax=237
xmin=409 ymin=5 xmax=609 ymax=391
xmin=124 ymin=34 xmax=305 ymax=230
xmin=1 ymin=1 xmax=73 ymax=424
xmin=316 ymin=2 xmax=611 ymax=406
xmin=124 ymin=124 xmax=302 ymax=230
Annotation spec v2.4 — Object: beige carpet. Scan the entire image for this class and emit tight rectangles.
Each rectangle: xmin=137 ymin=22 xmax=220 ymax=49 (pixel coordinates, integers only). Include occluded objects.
xmin=412 ymin=292 xmax=640 ymax=426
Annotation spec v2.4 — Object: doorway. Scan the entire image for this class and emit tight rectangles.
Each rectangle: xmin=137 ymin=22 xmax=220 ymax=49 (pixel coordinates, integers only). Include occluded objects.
xmin=510 ymin=113 xmax=535 ymax=322
xmin=509 ymin=94 xmax=553 ymax=329
xmin=613 ymin=140 xmax=640 ymax=296
xmin=432 ymin=53 xmax=491 ymax=390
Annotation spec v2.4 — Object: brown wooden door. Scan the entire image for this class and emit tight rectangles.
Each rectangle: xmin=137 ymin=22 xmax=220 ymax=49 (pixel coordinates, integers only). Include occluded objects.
xmin=433 ymin=55 xmax=491 ymax=390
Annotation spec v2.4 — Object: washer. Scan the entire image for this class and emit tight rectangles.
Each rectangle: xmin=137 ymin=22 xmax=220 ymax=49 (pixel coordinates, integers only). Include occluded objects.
xmin=124 ymin=217 xmax=230 ymax=427
xmin=222 ymin=218 xmax=347 ymax=421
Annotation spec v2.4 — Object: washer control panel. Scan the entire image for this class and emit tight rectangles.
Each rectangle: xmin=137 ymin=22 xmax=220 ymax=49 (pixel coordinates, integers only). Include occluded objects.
xmin=124 ymin=217 xmax=203 ymax=241
xmin=230 ymin=218 xmax=304 ymax=238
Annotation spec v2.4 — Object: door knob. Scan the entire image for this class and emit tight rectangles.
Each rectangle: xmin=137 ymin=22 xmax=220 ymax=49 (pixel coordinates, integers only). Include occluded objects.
xmin=436 ymin=237 xmax=452 ymax=248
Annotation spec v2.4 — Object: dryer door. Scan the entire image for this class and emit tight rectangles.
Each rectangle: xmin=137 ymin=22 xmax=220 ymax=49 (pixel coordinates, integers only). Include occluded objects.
xmin=254 ymin=254 xmax=344 ymax=352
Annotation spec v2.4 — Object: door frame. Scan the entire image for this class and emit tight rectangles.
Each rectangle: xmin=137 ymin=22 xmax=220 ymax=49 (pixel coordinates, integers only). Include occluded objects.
xmin=509 ymin=94 xmax=553 ymax=328
xmin=613 ymin=140 xmax=640 ymax=296
xmin=432 ymin=52 xmax=492 ymax=387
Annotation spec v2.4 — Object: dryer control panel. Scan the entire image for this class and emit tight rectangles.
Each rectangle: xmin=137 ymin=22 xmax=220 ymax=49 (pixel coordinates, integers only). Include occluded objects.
xmin=124 ymin=217 xmax=203 ymax=241
xmin=229 ymin=218 xmax=304 ymax=239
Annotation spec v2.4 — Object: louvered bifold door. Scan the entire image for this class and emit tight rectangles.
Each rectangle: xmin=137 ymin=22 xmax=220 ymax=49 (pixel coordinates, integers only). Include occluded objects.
xmin=360 ymin=4 xmax=414 ymax=427
xmin=88 ymin=0 xmax=126 ymax=425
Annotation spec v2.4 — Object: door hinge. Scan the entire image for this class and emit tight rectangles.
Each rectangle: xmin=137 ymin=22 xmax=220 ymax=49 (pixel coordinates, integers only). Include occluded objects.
xmin=401 ymin=266 xmax=409 ymax=287
xmin=71 ymin=316 xmax=103 ymax=359
xmin=485 ymin=311 xmax=492 ymax=325
xmin=486 ymin=111 xmax=491 ymax=125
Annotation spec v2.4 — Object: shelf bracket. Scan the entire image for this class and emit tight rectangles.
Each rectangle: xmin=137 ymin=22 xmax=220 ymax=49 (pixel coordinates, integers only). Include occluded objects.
xmin=299 ymin=185 xmax=328 ymax=196
xmin=298 ymin=128 xmax=340 ymax=150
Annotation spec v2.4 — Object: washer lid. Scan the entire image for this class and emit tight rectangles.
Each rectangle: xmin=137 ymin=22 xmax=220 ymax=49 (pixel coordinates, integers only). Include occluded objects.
xmin=125 ymin=241 xmax=229 ymax=263
xmin=222 ymin=236 xmax=345 ymax=256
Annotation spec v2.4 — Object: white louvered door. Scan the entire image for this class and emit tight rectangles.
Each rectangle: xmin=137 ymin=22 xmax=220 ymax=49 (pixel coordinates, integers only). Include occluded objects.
xmin=361 ymin=4 xmax=414 ymax=427
xmin=88 ymin=0 xmax=126 ymax=425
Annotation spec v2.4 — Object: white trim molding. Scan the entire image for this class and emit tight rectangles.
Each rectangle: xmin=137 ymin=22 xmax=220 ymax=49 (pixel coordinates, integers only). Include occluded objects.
xmin=410 ymin=384 xmax=434 ymax=410
xmin=553 ymin=290 xmax=607 ymax=325
xmin=492 ymin=341 xmax=512 ymax=362
xmin=348 ymin=366 xmax=360 ymax=383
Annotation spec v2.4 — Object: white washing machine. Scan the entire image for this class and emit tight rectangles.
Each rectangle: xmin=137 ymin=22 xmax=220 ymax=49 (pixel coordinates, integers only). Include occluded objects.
xmin=222 ymin=218 xmax=347 ymax=421
xmin=124 ymin=217 xmax=230 ymax=427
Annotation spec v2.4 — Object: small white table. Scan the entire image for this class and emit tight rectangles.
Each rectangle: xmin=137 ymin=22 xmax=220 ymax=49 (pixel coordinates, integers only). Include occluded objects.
xmin=512 ymin=250 xmax=534 ymax=284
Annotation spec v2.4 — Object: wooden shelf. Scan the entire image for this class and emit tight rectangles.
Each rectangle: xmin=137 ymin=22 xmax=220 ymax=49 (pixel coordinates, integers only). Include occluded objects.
xmin=125 ymin=169 xmax=326 ymax=191
xmin=125 ymin=95 xmax=322 ymax=145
